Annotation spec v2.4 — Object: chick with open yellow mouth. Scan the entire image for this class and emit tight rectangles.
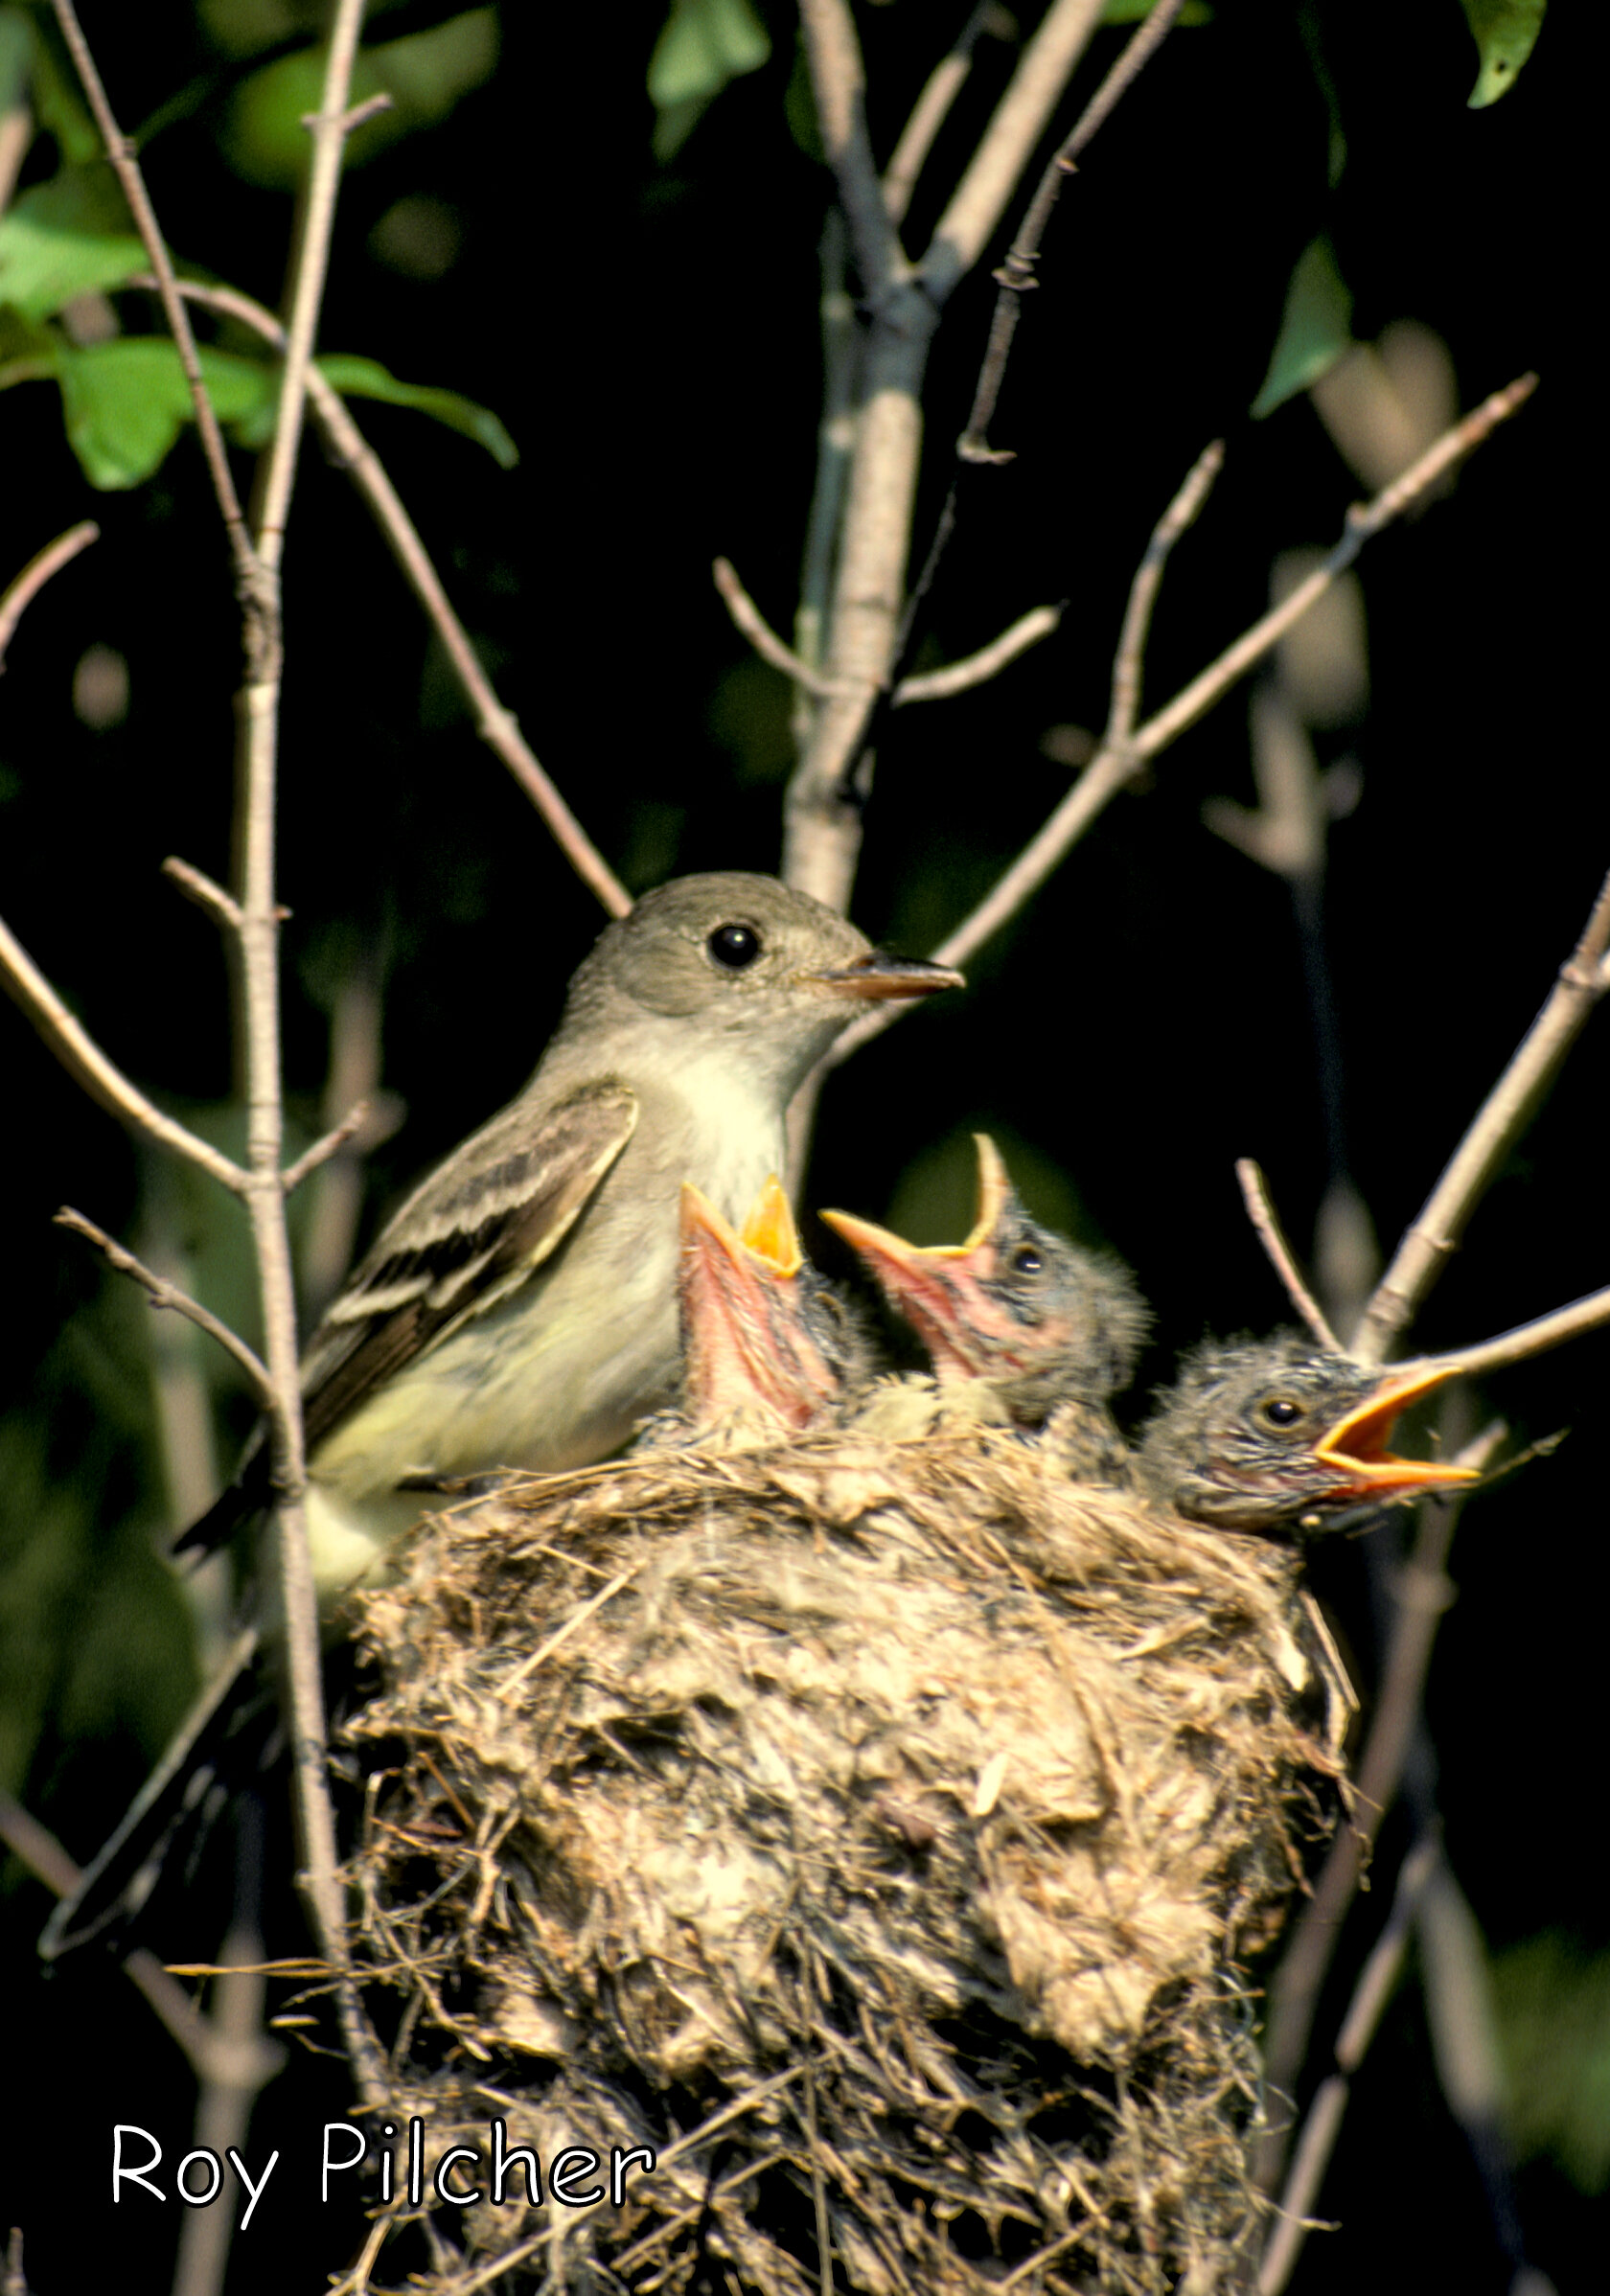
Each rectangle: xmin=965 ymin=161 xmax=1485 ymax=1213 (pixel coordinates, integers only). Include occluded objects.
xmin=1135 ymin=1332 xmax=1478 ymax=1534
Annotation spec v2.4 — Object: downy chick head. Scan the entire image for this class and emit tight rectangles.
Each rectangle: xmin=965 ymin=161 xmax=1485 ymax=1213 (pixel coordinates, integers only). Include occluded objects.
xmin=820 ymin=1135 xmax=1148 ymax=1423
xmin=1136 ymin=1332 xmax=1477 ymax=1533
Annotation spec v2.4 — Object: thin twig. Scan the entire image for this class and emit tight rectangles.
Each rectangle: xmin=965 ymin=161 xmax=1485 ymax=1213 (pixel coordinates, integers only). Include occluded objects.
xmin=134 ymin=274 xmax=630 ymax=918
xmin=796 ymin=0 xmax=909 ymax=299
xmin=1235 ymin=1159 xmax=1339 ymax=1349
xmin=0 ymin=522 xmax=99 ymax=671
xmin=222 ymin=0 xmax=383 ymax=2103
xmin=882 ymin=4 xmax=1000 ymax=228
xmin=1107 ymin=441 xmax=1222 ymax=743
xmin=1254 ymin=1420 xmax=1506 ymax=2198
xmin=717 ymin=557 xmax=840 ymax=691
xmin=717 ymin=557 xmax=1060 ymax=701
xmin=922 ymin=0 xmax=1117 ymax=302
xmin=60 ymin=0 xmax=382 ymax=2100
xmin=0 ymin=911 xmax=248 ymax=1193
xmin=1144 ymin=381 xmax=1537 ymax=767
xmin=894 ymin=603 xmax=1063 ymax=701
xmin=280 ymin=1100 xmax=372 ymax=1195
xmin=1354 ymin=857 xmax=1610 ymax=1364
xmin=252 ymin=0 xmax=368 ymax=572
xmin=47 ymin=1 xmax=262 ymax=603
xmin=824 ymin=375 xmax=1535 ymax=1068
xmin=1414 ymin=1282 xmax=1610 ymax=1386
xmin=163 ymin=855 xmax=243 ymax=933
xmin=0 ymin=1792 xmax=277 ymax=2092
xmin=55 ymin=1207 xmax=277 ymax=1409
xmin=929 ymin=0 xmax=1184 ymax=379
xmin=1258 ymin=1832 xmax=1442 ymax=2296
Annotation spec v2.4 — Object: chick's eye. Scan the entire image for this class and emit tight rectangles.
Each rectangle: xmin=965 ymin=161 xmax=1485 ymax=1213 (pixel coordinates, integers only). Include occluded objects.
xmin=1259 ymin=1396 xmax=1304 ymax=1429
xmin=707 ymin=922 xmax=763 ymax=971
xmin=1011 ymin=1245 xmax=1044 ymax=1275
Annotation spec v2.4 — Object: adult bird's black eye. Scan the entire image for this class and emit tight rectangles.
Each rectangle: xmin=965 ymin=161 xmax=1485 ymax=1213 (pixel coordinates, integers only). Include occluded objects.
xmin=707 ymin=922 xmax=763 ymax=971
xmin=1011 ymin=1245 xmax=1043 ymax=1275
xmin=1259 ymin=1396 xmax=1304 ymax=1429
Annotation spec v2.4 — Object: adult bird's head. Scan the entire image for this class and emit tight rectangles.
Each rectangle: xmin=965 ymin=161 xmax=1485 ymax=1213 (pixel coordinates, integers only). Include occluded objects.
xmin=1136 ymin=1333 xmax=1479 ymax=1533
xmin=818 ymin=1135 xmax=1148 ymax=1417
xmin=557 ymin=873 xmax=962 ymax=1101
xmin=678 ymin=1177 xmax=870 ymax=1433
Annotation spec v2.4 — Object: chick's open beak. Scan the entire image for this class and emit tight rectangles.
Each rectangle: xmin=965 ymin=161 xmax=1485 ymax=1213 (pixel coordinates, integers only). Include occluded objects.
xmin=1310 ymin=1359 xmax=1481 ymax=1494
xmin=819 ymin=1139 xmax=1021 ymax=1380
xmin=679 ymin=1181 xmax=835 ymax=1429
xmin=806 ymin=949 xmax=964 ymax=1001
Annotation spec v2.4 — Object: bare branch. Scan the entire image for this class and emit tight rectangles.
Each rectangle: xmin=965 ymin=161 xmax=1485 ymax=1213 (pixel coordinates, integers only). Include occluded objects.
xmin=1355 ymin=859 xmax=1610 ymax=1364
xmin=824 ymin=373 xmax=1535 ymax=1067
xmin=253 ymin=0 xmax=370 ymax=572
xmin=786 ymin=0 xmax=1142 ymax=912
xmin=793 ymin=210 xmax=858 ymax=742
xmin=0 ymin=1791 xmax=276 ymax=2092
xmin=1257 ymin=1832 xmax=1442 ymax=2296
xmin=0 ymin=522 xmax=99 ymax=672
xmin=717 ymin=557 xmax=840 ymax=693
xmin=48 ymin=0 xmax=260 ymax=598
xmin=796 ymin=0 xmax=909 ymax=295
xmin=0 ymin=910 xmax=247 ymax=1193
xmin=882 ymin=5 xmax=1001 ymax=228
xmin=135 ymin=274 xmax=630 ymax=918
xmin=1138 ymin=375 xmax=1535 ymax=766
xmin=930 ymin=0 xmax=1183 ymax=384
xmin=1235 ymin=1159 xmax=1339 ymax=1349
xmin=163 ymin=855 xmax=243 ymax=933
xmin=56 ymin=1206 xmax=277 ymax=1407
xmin=1107 ymin=441 xmax=1222 ymax=744
xmin=280 ymin=1100 xmax=371 ymax=1195
xmin=923 ymin=0 xmax=1114 ymax=302
xmin=718 ymin=557 xmax=1059 ymax=705
xmin=1408 ymin=1283 xmax=1610 ymax=1388
xmin=311 ymin=89 xmax=393 ymax=135
xmin=894 ymin=603 xmax=1063 ymax=701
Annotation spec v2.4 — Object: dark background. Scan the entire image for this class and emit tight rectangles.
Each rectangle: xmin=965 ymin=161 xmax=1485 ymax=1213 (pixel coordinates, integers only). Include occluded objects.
xmin=0 ymin=3 xmax=1601 ymax=2290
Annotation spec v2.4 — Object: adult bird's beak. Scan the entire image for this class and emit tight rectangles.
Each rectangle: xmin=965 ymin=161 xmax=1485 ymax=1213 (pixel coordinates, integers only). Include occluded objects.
xmin=805 ymin=948 xmax=965 ymax=1000
xmin=1309 ymin=1359 xmax=1481 ymax=1496
xmin=820 ymin=1137 xmax=1021 ymax=1377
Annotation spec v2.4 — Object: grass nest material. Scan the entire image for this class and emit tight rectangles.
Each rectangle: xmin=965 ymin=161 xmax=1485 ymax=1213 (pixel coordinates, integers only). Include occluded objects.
xmin=338 ymin=1417 xmax=1347 ymax=2294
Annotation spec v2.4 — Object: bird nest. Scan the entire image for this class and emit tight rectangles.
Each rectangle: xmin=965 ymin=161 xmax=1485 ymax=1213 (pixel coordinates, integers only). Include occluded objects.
xmin=338 ymin=1419 xmax=1347 ymax=2294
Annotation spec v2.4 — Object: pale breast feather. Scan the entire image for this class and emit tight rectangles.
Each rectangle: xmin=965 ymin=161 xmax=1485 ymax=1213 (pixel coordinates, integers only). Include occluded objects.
xmin=301 ymin=1081 xmax=638 ymax=1451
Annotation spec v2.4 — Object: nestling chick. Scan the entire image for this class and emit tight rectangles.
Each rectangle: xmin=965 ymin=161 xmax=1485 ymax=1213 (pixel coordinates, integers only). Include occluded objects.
xmin=1136 ymin=1332 xmax=1477 ymax=1534
xmin=820 ymin=1135 xmax=1147 ymax=1469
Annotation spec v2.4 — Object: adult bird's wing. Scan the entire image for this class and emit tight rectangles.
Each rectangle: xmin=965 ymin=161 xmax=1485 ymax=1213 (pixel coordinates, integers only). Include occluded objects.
xmin=300 ymin=1079 xmax=638 ymax=1448
xmin=174 ymin=1080 xmax=638 ymax=1555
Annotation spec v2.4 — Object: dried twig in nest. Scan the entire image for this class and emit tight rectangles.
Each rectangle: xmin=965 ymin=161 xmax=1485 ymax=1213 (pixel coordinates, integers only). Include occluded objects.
xmin=340 ymin=1422 xmax=1346 ymax=2294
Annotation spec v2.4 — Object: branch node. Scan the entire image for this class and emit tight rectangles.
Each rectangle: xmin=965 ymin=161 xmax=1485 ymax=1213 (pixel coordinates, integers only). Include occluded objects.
xmin=162 ymin=855 xmax=243 ymax=932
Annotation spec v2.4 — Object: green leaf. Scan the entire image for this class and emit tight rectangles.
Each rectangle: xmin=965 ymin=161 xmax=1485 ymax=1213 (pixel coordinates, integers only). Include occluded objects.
xmin=1460 ymin=0 xmax=1546 ymax=106
xmin=1251 ymin=235 xmax=1353 ymax=420
xmin=649 ymin=0 xmax=770 ymax=158
xmin=0 ymin=166 xmax=148 ymax=322
xmin=1 ymin=4 xmax=101 ymax=167
xmin=223 ymin=8 xmax=498 ymax=189
xmin=315 ymin=354 xmax=518 ymax=468
xmin=52 ymin=339 xmax=275 ymax=490
xmin=1099 ymin=0 xmax=1212 ymax=21
xmin=0 ymin=9 xmax=31 ymax=112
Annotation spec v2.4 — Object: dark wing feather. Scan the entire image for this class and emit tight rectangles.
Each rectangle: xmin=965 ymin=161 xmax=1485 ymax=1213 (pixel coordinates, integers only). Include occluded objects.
xmin=173 ymin=1081 xmax=636 ymax=1558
